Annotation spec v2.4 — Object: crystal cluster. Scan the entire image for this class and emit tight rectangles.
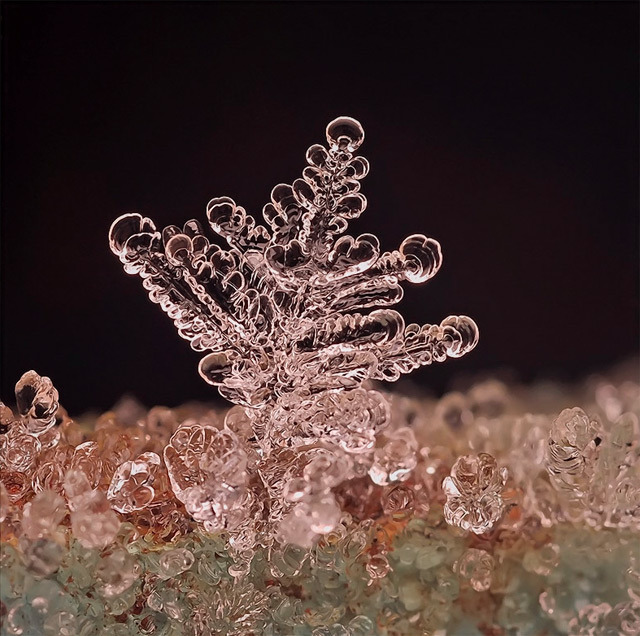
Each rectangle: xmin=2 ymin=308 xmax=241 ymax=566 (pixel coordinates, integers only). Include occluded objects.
xmin=2 ymin=368 xmax=638 ymax=635
xmin=1 ymin=117 xmax=638 ymax=635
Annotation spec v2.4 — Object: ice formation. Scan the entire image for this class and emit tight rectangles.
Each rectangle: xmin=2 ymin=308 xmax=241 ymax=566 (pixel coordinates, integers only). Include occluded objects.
xmin=106 ymin=116 xmax=478 ymax=547
xmin=108 ymin=116 xmax=478 ymax=408
xmin=1 ymin=117 xmax=638 ymax=636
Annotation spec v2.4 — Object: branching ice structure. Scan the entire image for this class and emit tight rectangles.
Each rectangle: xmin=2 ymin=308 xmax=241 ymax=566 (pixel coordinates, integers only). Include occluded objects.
xmin=1 ymin=117 xmax=638 ymax=636
xmin=107 ymin=116 xmax=477 ymax=548
xmin=109 ymin=116 xmax=478 ymax=408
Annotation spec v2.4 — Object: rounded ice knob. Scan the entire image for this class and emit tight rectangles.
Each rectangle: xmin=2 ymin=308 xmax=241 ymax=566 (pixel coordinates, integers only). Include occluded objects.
xmin=326 ymin=116 xmax=365 ymax=152
xmin=399 ymin=234 xmax=443 ymax=283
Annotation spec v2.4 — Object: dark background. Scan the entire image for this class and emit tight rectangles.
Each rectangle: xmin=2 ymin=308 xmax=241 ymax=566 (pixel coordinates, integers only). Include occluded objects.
xmin=2 ymin=2 xmax=638 ymax=413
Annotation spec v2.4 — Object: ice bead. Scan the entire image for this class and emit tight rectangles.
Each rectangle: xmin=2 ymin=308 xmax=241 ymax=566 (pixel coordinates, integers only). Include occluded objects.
xmin=278 ymin=492 xmax=341 ymax=547
xmin=369 ymin=427 xmax=418 ymax=486
xmin=96 ymin=548 xmax=141 ymax=598
xmin=1 ymin=470 xmax=31 ymax=503
xmin=23 ymin=539 xmax=64 ymax=577
xmin=63 ymin=468 xmax=93 ymax=510
xmin=157 ymin=548 xmax=195 ymax=579
xmin=348 ymin=615 xmax=376 ymax=636
xmin=69 ymin=489 xmax=120 ymax=549
xmin=164 ymin=423 xmax=248 ymax=501
xmin=381 ymin=483 xmax=416 ymax=518
xmin=443 ymin=453 xmax=507 ymax=534
xmin=43 ymin=611 xmax=76 ymax=636
xmin=522 ymin=543 xmax=560 ymax=576
xmin=32 ymin=444 xmax=74 ymax=495
xmin=0 ymin=426 xmax=41 ymax=472
xmin=435 ymin=391 xmax=473 ymax=430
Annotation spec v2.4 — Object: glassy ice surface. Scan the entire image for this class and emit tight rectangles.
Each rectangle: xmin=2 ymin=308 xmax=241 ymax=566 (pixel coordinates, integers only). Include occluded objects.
xmin=1 ymin=117 xmax=639 ymax=635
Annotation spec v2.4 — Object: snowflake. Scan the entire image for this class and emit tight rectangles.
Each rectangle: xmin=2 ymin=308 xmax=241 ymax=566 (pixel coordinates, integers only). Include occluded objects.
xmin=109 ymin=116 xmax=478 ymax=409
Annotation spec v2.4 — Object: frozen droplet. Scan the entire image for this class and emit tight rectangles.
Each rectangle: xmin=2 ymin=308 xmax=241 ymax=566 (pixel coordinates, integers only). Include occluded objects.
xmin=308 ymin=492 xmax=341 ymax=534
xmin=23 ymin=539 xmax=64 ymax=577
xmin=43 ymin=612 xmax=76 ymax=636
xmin=6 ymin=602 xmax=32 ymax=635
xmin=283 ymin=477 xmax=309 ymax=503
xmin=523 ymin=543 xmax=560 ymax=576
xmin=63 ymin=468 xmax=93 ymax=510
xmin=369 ymin=427 xmax=417 ymax=486
xmin=348 ymin=615 xmax=375 ymax=636
xmin=278 ymin=491 xmax=340 ymax=548
xmin=0 ymin=428 xmax=41 ymax=472
xmin=456 ymin=548 xmax=494 ymax=592
xmin=469 ymin=379 xmax=509 ymax=418
xmin=303 ymin=451 xmax=350 ymax=489
xmin=70 ymin=489 xmax=120 ymax=549
xmin=547 ymin=407 xmax=602 ymax=496
xmin=365 ymin=553 xmax=390 ymax=580
xmin=107 ymin=451 xmax=162 ymax=513
xmin=326 ymin=116 xmax=365 ymax=153
xmin=21 ymin=490 xmax=66 ymax=540
xmin=381 ymin=483 xmax=415 ymax=518
xmin=96 ymin=548 xmax=140 ymax=598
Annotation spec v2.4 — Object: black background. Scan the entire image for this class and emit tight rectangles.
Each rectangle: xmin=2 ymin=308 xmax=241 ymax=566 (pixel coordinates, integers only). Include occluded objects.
xmin=2 ymin=2 xmax=638 ymax=413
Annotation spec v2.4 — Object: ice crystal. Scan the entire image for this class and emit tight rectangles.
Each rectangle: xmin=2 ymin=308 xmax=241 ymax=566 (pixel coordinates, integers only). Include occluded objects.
xmin=109 ymin=116 xmax=478 ymax=409
xmin=456 ymin=548 xmax=494 ymax=592
xmin=107 ymin=116 xmax=478 ymax=548
xmin=442 ymin=452 xmax=508 ymax=534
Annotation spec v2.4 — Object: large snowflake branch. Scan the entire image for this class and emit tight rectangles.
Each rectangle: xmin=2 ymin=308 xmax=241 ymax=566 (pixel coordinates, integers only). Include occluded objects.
xmin=109 ymin=116 xmax=478 ymax=407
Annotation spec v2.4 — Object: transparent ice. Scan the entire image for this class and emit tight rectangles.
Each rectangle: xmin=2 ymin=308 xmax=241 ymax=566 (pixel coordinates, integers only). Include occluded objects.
xmin=109 ymin=116 xmax=478 ymax=409
xmin=108 ymin=116 xmax=478 ymax=547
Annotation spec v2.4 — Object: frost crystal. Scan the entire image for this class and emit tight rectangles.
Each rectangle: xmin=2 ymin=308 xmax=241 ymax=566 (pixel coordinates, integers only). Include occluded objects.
xmin=109 ymin=116 xmax=478 ymax=410
xmin=443 ymin=453 xmax=508 ymax=534
xmin=456 ymin=548 xmax=494 ymax=592
xmin=107 ymin=116 xmax=478 ymax=546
